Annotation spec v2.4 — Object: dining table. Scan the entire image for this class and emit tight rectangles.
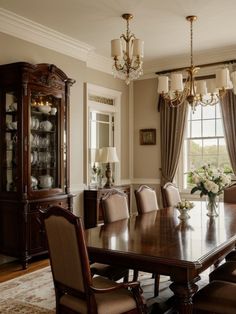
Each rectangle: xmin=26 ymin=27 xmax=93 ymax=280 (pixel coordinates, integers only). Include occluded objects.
xmin=85 ymin=201 xmax=236 ymax=313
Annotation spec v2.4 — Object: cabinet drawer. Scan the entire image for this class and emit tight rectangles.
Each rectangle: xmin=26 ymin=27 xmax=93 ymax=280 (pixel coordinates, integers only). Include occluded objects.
xmin=29 ymin=199 xmax=69 ymax=212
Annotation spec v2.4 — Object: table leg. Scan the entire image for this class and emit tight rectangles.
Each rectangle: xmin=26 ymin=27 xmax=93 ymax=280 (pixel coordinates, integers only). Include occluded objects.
xmin=169 ymin=280 xmax=198 ymax=314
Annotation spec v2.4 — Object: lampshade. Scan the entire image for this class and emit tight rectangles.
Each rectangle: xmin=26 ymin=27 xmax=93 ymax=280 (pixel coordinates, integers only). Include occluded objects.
xmin=99 ymin=147 xmax=119 ymax=163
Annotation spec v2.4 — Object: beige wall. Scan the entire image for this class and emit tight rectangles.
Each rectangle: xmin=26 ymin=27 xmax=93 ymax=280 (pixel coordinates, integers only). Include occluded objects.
xmin=133 ymin=78 xmax=160 ymax=180
xmin=0 ymin=32 xmax=129 ymax=216
xmin=131 ymin=78 xmax=162 ymax=212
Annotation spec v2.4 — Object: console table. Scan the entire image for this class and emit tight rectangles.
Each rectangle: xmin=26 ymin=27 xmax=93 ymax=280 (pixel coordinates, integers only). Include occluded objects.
xmin=83 ymin=185 xmax=130 ymax=229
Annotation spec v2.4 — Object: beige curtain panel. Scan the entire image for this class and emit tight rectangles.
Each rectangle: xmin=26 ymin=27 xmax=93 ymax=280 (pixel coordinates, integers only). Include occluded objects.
xmin=159 ymin=97 xmax=188 ymax=186
xmin=220 ymin=90 xmax=236 ymax=175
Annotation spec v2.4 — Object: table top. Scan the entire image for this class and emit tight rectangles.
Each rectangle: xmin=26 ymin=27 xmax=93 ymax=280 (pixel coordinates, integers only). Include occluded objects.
xmin=85 ymin=201 xmax=236 ymax=271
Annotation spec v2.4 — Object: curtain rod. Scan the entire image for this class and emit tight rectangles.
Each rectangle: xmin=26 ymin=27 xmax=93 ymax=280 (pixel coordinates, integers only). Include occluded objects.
xmin=155 ymin=59 xmax=236 ymax=75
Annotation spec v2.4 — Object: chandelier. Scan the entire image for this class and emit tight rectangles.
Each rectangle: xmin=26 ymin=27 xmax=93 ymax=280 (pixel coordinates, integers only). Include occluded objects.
xmin=111 ymin=13 xmax=144 ymax=85
xmin=157 ymin=16 xmax=236 ymax=111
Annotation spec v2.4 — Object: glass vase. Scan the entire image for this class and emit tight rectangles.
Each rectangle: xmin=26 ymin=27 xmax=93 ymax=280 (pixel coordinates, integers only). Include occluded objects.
xmin=206 ymin=195 xmax=219 ymax=217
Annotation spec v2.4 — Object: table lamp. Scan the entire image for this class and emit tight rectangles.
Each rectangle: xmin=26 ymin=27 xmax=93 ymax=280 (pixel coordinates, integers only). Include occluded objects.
xmin=99 ymin=147 xmax=119 ymax=188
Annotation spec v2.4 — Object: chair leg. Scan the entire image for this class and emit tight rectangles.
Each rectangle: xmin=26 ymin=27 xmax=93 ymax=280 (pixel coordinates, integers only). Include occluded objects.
xmin=154 ymin=274 xmax=160 ymax=297
xmin=123 ymin=270 xmax=129 ymax=282
xmin=133 ymin=270 xmax=139 ymax=281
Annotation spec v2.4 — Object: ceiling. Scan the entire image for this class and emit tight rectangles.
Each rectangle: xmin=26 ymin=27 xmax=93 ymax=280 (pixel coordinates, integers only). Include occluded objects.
xmin=0 ymin=0 xmax=236 ymax=74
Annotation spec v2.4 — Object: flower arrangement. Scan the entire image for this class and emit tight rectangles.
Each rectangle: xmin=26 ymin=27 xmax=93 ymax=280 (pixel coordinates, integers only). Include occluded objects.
xmin=176 ymin=199 xmax=194 ymax=220
xmin=188 ymin=164 xmax=231 ymax=217
xmin=188 ymin=164 xmax=231 ymax=197
xmin=176 ymin=199 xmax=195 ymax=210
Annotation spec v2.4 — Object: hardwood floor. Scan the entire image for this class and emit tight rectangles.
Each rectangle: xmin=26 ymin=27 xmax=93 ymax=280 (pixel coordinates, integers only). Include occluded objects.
xmin=0 ymin=257 xmax=49 ymax=283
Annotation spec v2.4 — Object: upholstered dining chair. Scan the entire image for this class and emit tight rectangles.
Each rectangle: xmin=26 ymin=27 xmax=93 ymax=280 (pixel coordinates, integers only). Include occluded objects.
xmin=208 ymin=261 xmax=236 ymax=284
xmin=134 ymin=185 xmax=159 ymax=214
xmin=162 ymin=182 xmax=181 ymax=207
xmin=41 ymin=206 xmax=147 ymax=314
xmin=134 ymin=185 xmax=160 ymax=297
xmin=224 ymin=183 xmax=236 ymax=203
xmin=223 ymin=183 xmax=236 ymax=262
xmin=101 ymin=189 xmax=130 ymax=223
xmin=193 ymin=280 xmax=236 ymax=313
xmin=89 ymin=189 xmax=129 ymax=282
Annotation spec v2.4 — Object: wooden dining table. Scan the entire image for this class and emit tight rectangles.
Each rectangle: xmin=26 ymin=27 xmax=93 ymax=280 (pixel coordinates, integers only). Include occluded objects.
xmin=85 ymin=201 xmax=236 ymax=313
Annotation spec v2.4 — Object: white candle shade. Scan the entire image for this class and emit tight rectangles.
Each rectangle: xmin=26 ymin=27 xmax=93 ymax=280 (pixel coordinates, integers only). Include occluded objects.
xmin=207 ymin=80 xmax=218 ymax=94
xmin=216 ymin=68 xmax=232 ymax=89
xmin=111 ymin=39 xmax=122 ymax=57
xmin=196 ymin=80 xmax=207 ymax=95
xmin=170 ymin=73 xmax=184 ymax=92
xmin=231 ymin=71 xmax=236 ymax=83
xmin=99 ymin=147 xmax=119 ymax=163
xmin=133 ymin=39 xmax=144 ymax=57
xmin=158 ymin=76 xmax=169 ymax=93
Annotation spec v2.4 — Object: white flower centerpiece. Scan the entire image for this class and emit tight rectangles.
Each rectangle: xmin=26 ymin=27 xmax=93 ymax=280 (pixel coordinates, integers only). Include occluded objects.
xmin=176 ymin=199 xmax=194 ymax=220
xmin=189 ymin=164 xmax=231 ymax=217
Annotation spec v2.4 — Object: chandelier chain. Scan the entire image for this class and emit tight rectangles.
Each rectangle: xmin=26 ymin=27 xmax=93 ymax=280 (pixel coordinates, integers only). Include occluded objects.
xmin=190 ymin=18 xmax=193 ymax=68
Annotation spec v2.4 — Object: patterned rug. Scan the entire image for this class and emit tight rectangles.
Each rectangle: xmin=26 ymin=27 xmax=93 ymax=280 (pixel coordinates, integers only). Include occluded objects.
xmin=0 ymin=266 xmax=209 ymax=313
xmin=0 ymin=267 xmax=55 ymax=313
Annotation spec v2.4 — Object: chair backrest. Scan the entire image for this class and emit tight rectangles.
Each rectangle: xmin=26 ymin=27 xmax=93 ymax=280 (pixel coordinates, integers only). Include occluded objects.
xmin=41 ymin=206 xmax=92 ymax=299
xmin=135 ymin=185 xmax=159 ymax=214
xmin=101 ymin=189 xmax=129 ymax=223
xmin=162 ymin=182 xmax=181 ymax=207
xmin=224 ymin=183 xmax=236 ymax=203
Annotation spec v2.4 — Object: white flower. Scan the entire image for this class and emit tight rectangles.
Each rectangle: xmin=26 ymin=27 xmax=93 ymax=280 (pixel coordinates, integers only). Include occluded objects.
xmin=211 ymin=183 xmax=219 ymax=194
xmin=176 ymin=199 xmax=194 ymax=210
xmin=192 ymin=174 xmax=201 ymax=184
xmin=204 ymin=180 xmax=214 ymax=192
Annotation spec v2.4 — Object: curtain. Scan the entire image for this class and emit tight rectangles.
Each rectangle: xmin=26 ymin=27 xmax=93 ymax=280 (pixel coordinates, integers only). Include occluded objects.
xmin=220 ymin=90 xmax=236 ymax=174
xmin=159 ymin=97 xmax=188 ymax=186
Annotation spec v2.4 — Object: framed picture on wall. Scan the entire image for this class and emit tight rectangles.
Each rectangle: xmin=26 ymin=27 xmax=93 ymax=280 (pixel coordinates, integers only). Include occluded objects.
xmin=140 ymin=128 xmax=156 ymax=145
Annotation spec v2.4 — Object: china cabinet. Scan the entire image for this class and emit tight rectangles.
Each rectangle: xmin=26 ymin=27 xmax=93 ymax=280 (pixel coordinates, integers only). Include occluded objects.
xmin=84 ymin=185 xmax=130 ymax=229
xmin=0 ymin=62 xmax=75 ymax=268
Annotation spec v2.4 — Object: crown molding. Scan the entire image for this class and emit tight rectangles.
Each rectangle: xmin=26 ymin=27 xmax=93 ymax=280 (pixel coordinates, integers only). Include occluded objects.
xmin=87 ymin=52 xmax=113 ymax=74
xmin=0 ymin=8 xmax=94 ymax=62
xmin=2 ymin=8 xmax=236 ymax=78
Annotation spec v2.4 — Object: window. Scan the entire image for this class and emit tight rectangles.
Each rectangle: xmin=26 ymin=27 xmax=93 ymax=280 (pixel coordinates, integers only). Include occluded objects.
xmin=183 ymin=102 xmax=232 ymax=190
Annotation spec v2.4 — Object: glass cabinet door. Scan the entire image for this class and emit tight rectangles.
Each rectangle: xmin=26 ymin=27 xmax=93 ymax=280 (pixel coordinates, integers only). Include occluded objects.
xmin=30 ymin=93 xmax=61 ymax=191
xmin=1 ymin=91 xmax=19 ymax=192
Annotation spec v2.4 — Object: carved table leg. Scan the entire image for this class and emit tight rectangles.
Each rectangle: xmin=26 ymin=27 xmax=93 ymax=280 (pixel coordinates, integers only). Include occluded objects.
xmin=170 ymin=280 xmax=198 ymax=314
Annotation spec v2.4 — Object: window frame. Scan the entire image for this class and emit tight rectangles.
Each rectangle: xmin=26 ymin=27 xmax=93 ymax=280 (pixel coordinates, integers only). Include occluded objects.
xmin=177 ymin=102 xmax=231 ymax=196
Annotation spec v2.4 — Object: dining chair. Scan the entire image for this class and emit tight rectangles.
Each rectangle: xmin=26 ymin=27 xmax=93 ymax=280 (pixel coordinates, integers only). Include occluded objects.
xmin=209 ymin=261 xmax=236 ymax=284
xmin=162 ymin=182 xmax=181 ymax=207
xmin=224 ymin=183 xmax=236 ymax=203
xmin=101 ymin=189 xmax=129 ymax=223
xmin=224 ymin=183 xmax=236 ymax=262
xmin=41 ymin=205 xmax=147 ymax=314
xmin=134 ymin=185 xmax=160 ymax=297
xmin=193 ymin=280 xmax=236 ymax=313
xmin=89 ymin=189 xmax=129 ymax=282
xmin=134 ymin=185 xmax=159 ymax=214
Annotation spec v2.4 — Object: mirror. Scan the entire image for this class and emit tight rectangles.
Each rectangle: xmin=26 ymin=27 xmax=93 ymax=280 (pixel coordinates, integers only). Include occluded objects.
xmin=89 ymin=111 xmax=114 ymax=187
xmin=85 ymin=83 xmax=121 ymax=188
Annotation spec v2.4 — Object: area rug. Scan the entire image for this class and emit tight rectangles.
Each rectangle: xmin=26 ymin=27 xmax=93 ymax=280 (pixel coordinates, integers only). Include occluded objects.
xmin=0 ymin=266 xmax=55 ymax=313
xmin=0 ymin=266 xmax=209 ymax=313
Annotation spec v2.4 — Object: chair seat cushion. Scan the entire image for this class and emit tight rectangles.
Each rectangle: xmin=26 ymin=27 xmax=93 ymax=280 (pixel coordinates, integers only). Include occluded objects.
xmin=193 ymin=280 xmax=236 ymax=314
xmin=225 ymin=250 xmax=236 ymax=262
xmin=209 ymin=261 xmax=236 ymax=283
xmin=90 ymin=263 xmax=128 ymax=281
xmin=60 ymin=276 xmax=137 ymax=314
